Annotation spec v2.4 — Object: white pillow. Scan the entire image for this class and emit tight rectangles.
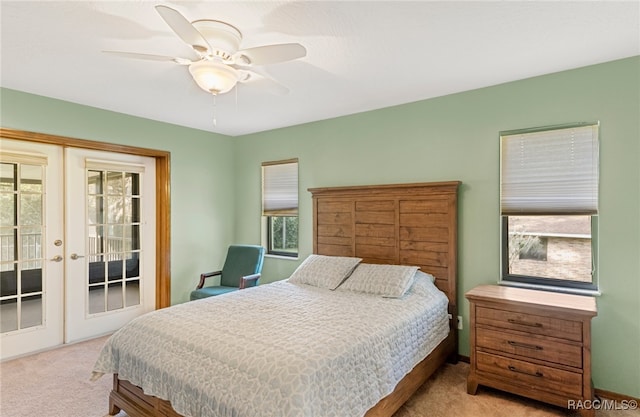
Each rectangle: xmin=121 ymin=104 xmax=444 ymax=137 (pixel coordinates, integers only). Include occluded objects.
xmin=288 ymin=254 xmax=362 ymax=290
xmin=414 ymin=270 xmax=436 ymax=283
xmin=337 ymin=263 xmax=419 ymax=298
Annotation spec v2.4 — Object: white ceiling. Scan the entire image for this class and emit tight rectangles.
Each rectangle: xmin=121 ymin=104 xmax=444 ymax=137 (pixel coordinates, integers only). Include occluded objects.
xmin=1 ymin=1 xmax=639 ymax=137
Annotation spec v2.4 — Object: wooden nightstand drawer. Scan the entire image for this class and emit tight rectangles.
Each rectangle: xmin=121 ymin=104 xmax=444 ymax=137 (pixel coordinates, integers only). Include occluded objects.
xmin=476 ymin=306 xmax=582 ymax=342
xmin=477 ymin=327 xmax=582 ymax=368
xmin=477 ymin=351 xmax=583 ymax=397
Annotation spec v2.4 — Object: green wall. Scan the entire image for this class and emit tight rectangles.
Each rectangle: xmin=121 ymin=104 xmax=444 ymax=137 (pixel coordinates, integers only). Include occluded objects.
xmin=233 ymin=57 xmax=640 ymax=397
xmin=0 ymin=88 xmax=236 ymax=304
xmin=1 ymin=56 xmax=638 ymax=397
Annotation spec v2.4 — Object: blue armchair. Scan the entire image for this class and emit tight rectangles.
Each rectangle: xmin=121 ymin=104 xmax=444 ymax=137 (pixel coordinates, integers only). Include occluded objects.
xmin=190 ymin=245 xmax=265 ymax=301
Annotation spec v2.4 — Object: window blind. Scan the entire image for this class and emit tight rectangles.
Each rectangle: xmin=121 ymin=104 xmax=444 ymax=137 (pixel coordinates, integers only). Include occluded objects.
xmin=262 ymin=159 xmax=298 ymax=216
xmin=500 ymin=123 xmax=599 ymax=215
xmin=85 ymin=158 xmax=145 ymax=173
xmin=0 ymin=151 xmax=48 ymax=166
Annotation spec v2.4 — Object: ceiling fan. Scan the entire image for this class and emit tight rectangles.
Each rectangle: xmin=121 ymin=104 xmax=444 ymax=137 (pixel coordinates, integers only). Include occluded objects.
xmin=105 ymin=5 xmax=307 ymax=96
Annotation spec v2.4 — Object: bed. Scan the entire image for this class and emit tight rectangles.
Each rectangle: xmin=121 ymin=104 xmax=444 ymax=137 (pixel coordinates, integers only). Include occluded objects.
xmin=93 ymin=181 xmax=461 ymax=417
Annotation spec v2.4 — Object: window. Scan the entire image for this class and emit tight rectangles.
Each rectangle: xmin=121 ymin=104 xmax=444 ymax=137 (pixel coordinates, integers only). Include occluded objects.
xmin=262 ymin=159 xmax=298 ymax=257
xmin=500 ymin=123 xmax=599 ymax=292
xmin=517 ymin=234 xmax=547 ymax=261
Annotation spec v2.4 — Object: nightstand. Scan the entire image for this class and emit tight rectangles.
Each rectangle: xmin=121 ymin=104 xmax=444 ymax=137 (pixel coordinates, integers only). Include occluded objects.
xmin=466 ymin=285 xmax=597 ymax=417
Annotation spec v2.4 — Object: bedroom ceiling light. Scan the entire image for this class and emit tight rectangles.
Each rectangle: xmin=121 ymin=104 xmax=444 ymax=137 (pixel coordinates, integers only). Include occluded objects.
xmin=188 ymin=60 xmax=239 ymax=95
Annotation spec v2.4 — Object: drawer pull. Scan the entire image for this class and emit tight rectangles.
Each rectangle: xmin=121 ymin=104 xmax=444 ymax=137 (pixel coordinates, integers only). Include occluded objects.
xmin=508 ymin=318 xmax=543 ymax=328
xmin=507 ymin=340 xmax=543 ymax=350
xmin=508 ymin=365 xmax=543 ymax=378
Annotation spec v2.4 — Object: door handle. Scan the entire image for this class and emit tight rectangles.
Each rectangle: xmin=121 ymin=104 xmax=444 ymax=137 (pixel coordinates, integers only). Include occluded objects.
xmin=70 ymin=253 xmax=85 ymax=260
xmin=50 ymin=255 xmax=63 ymax=262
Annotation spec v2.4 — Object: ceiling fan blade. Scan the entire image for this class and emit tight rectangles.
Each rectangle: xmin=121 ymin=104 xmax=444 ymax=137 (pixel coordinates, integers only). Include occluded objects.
xmin=238 ymin=70 xmax=289 ymax=95
xmin=103 ymin=51 xmax=193 ymax=65
xmin=233 ymin=43 xmax=306 ymax=66
xmin=155 ymin=5 xmax=211 ymax=56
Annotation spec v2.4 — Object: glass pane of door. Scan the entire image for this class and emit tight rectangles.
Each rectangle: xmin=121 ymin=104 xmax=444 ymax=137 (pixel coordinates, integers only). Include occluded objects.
xmin=0 ymin=162 xmax=44 ymax=333
xmin=87 ymin=169 xmax=141 ymax=315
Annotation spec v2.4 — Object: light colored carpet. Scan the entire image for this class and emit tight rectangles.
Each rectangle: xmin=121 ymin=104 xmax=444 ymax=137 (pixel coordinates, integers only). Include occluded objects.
xmin=1 ymin=336 xmax=638 ymax=417
xmin=0 ymin=336 xmax=114 ymax=417
xmin=394 ymin=362 xmax=640 ymax=417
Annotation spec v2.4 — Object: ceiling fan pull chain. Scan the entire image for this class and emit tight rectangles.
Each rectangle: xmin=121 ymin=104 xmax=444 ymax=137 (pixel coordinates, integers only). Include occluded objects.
xmin=212 ymin=94 xmax=217 ymax=127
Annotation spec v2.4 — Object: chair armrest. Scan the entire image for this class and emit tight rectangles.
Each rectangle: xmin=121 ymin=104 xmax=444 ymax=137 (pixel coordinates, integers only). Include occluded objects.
xmin=196 ymin=270 xmax=222 ymax=289
xmin=239 ymin=273 xmax=261 ymax=289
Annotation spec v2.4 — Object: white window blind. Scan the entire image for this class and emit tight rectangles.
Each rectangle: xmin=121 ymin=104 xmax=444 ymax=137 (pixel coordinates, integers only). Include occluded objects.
xmin=85 ymin=158 xmax=145 ymax=173
xmin=262 ymin=159 xmax=298 ymax=216
xmin=0 ymin=151 xmax=48 ymax=166
xmin=500 ymin=123 xmax=599 ymax=215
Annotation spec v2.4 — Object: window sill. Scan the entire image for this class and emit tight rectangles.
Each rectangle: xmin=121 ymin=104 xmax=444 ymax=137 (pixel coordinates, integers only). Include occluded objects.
xmin=265 ymin=254 xmax=299 ymax=261
xmin=498 ymin=279 xmax=601 ymax=297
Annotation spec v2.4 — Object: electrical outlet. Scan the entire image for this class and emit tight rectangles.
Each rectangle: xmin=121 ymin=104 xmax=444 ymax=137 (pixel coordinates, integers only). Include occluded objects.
xmin=457 ymin=315 xmax=463 ymax=330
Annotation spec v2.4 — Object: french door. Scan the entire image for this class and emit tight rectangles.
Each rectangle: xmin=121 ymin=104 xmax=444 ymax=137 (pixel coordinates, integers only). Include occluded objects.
xmin=64 ymin=147 xmax=156 ymax=343
xmin=0 ymin=140 xmax=64 ymax=359
xmin=0 ymin=139 xmax=156 ymax=359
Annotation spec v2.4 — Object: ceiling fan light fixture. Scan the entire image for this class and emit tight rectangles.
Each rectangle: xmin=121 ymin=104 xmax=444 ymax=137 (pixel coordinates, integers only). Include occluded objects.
xmin=189 ymin=60 xmax=239 ymax=95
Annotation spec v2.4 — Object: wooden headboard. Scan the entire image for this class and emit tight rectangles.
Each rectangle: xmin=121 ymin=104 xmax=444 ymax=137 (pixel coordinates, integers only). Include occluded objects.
xmin=308 ymin=181 xmax=461 ymax=333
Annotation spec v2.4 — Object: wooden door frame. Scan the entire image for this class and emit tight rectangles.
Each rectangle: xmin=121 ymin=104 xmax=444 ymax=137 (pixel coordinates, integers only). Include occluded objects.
xmin=0 ymin=128 xmax=171 ymax=309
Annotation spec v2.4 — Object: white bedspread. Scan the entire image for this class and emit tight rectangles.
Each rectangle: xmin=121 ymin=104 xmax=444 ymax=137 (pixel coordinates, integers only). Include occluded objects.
xmin=92 ymin=276 xmax=449 ymax=417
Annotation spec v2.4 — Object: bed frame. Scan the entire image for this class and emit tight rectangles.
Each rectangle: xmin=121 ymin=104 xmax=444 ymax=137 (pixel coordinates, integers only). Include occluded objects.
xmin=108 ymin=181 xmax=460 ymax=417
